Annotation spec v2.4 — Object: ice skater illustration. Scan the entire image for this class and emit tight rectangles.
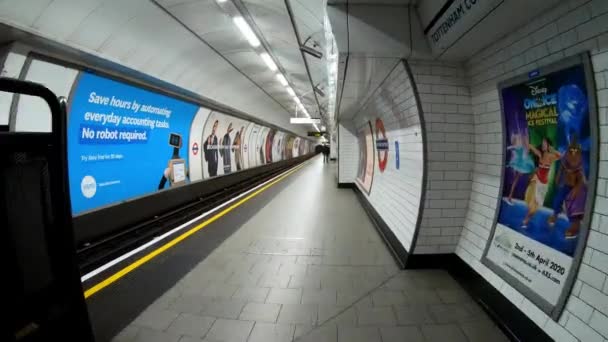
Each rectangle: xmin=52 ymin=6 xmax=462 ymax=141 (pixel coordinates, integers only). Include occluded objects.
xmin=506 ymin=133 xmax=536 ymax=203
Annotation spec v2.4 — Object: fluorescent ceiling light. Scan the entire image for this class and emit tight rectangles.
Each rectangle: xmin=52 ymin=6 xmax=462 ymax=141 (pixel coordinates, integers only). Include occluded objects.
xmin=217 ymin=0 xmax=227 ymax=2
xmin=290 ymin=117 xmax=321 ymax=124
xmin=233 ymin=17 xmax=260 ymax=47
xmin=276 ymin=74 xmax=288 ymax=86
xmin=260 ymin=53 xmax=277 ymax=71
xmin=286 ymin=87 xmax=295 ymax=96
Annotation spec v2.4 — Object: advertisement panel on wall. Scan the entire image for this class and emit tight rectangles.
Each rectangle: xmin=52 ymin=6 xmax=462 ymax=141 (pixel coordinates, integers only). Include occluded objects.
xmin=68 ymin=72 xmax=199 ymax=215
xmin=482 ymin=54 xmax=598 ymax=318
xmin=356 ymin=121 xmax=375 ymax=194
xmin=201 ymin=112 xmax=249 ymax=178
xmin=241 ymin=122 xmax=254 ymax=170
xmin=265 ymin=129 xmax=277 ymax=164
xmin=293 ymin=137 xmax=301 ymax=158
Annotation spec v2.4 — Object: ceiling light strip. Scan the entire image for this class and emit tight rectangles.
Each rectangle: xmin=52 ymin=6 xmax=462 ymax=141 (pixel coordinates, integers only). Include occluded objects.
xmin=233 ymin=16 xmax=260 ymax=47
xmin=230 ymin=1 xmax=316 ymax=127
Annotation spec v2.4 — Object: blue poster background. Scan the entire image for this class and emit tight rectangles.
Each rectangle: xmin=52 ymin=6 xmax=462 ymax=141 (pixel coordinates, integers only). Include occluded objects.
xmin=497 ymin=65 xmax=591 ymax=256
xmin=68 ymin=72 xmax=198 ymax=214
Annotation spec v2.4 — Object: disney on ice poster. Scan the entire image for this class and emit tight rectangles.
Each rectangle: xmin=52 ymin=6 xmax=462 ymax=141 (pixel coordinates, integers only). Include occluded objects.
xmin=484 ymin=55 xmax=597 ymax=316
xmin=498 ymin=64 xmax=592 ymax=257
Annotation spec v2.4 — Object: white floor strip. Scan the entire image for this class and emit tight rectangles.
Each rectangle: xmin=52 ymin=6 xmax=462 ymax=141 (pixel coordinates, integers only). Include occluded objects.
xmin=80 ymin=161 xmax=308 ymax=283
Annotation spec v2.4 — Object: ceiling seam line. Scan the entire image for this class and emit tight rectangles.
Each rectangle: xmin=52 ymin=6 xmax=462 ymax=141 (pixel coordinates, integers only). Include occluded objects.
xmin=284 ymin=0 xmax=324 ymax=118
xmin=150 ymin=0 xmax=294 ymax=118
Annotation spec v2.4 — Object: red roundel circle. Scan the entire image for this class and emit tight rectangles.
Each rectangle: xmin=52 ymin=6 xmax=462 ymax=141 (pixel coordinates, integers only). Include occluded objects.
xmin=192 ymin=142 xmax=199 ymax=156
xmin=375 ymin=118 xmax=389 ymax=172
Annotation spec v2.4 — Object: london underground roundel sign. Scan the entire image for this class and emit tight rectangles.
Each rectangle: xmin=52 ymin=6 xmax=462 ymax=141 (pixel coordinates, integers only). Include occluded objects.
xmin=375 ymin=118 xmax=389 ymax=172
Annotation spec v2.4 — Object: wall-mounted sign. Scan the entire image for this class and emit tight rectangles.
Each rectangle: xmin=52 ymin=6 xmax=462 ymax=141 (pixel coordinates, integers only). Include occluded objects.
xmin=307 ymin=131 xmax=326 ymax=137
xmin=482 ymin=54 xmax=598 ymax=320
xmin=426 ymin=0 xmax=503 ymax=53
xmin=290 ymin=117 xmax=321 ymax=124
xmin=375 ymin=118 xmax=389 ymax=172
xmin=395 ymin=141 xmax=400 ymax=170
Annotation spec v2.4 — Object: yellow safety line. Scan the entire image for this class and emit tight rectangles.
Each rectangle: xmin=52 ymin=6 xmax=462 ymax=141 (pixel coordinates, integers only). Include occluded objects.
xmin=84 ymin=161 xmax=310 ymax=299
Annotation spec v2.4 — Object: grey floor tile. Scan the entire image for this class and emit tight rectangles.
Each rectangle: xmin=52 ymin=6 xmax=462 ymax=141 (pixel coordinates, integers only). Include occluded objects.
xmin=296 ymin=256 xmax=322 ymax=265
xmin=169 ymin=295 xmax=214 ymax=315
xmin=166 ymin=313 xmax=215 ymax=338
xmin=202 ymin=298 xmax=246 ymax=319
xmin=336 ymin=289 xmax=369 ymax=307
xmin=248 ymin=323 xmax=295 ymax=342
xmin=178 ymin=336 xmax=203 ymax=342
xmin=460 ymin=319 xmax=510 ymax=342
xmin=250 ymin=261 xmax=282 ymax=275
xmin=403 ymin=289 xmax=442 ymax=304
xmin=381 ymin=275 xmax=417 ymax=291
xmin=277 ymin=304 xmax=318 ymax=325
xmin=320 ymin=274 xmax=354 ymax=290
xmin=200 ymin=283 xmax=239 ymax=299
xmin=322 ymin=307 xmax=357 ymax=327
xmin=295 ymin=324 xmax=337 ymax=342
xmin=356 ymin=306 xmax=397 ymax=326
xmin=437 ymin=287 xmax=471 ymax=304
xmin=239 ymin=302 xmax=281 ymax=322
xmin=132 ymin=327 xmax=181 ymax=342
xmin=371 ymin=290 xmax=407 ymax=306
xmin=111 ymin=325 xmax=139 ymax=342
xmin=267 ymin=288 xmax=303 ymax=305
xmin=258 ymin=274 xmax=291 ymax=288
xmin=321 ymin=254 xmax=350 ymax=266
xmin=420 ymin=324 xmax=468 ymax=342
xmin=302 ymin=288 xmax=337 ymax=305
xmin=317 ymin=305 xmax=347 ymax=324
xmin=380 ymin=326 xmax=424 ymax=342
xmin=293 ymin=324 xmax=313 ymax=340
xmin=232 ymin=286 xmax=270 ymax=303
xmin=429 ymin=303 xmax=478 ymax=324
xmin=394 ymin=305 xmax=434 ymax=325
xmin=132 ymin=309 xmax=178 ymax=331
xmin=226 ymin=273 xmax=263 ymax=287
xmin=338 ymin=326 xmax=381 ymax=342
xmin=289 ymin=275 xmax=321 ymax=289
xmin=278 ymin=263 xmax=308 ymax=276
xmin=205 ymin=319 xmax=254 ymax=342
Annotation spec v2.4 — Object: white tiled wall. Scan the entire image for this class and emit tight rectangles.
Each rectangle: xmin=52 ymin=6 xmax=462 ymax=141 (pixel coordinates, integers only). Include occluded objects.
xmin=338 ymin=122 xmax=358 ymax=183
xmin=455 ymin=0 xmax=608 ymax=340
xmin=350 ymin=62 xmax=425 ymax=251
xmin=409 ymin=60 xmax=474 ymax=254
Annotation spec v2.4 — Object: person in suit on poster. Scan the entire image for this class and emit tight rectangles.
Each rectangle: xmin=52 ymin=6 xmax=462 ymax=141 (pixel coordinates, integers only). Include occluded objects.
xmin=221 ymin=123 xmax=234 ymax=174
xmin=203 ymin=120 xmax=219 ymax=177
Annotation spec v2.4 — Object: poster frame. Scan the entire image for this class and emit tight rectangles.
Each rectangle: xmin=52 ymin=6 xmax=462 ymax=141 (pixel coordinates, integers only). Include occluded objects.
xmin=480 ymin=52 xmax=599 ymax=320
xmin=356 ymin=121 xmax=375 ymax=195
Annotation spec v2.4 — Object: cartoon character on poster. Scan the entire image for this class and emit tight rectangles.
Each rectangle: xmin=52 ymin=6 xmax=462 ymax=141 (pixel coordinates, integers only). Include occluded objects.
xmin=498 ymin=65 xmax=591 ymax=257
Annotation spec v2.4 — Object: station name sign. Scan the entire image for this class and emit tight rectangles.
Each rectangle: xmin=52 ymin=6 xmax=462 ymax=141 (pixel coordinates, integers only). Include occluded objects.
xmin=427 ymin=0 xmax=503 ymax=52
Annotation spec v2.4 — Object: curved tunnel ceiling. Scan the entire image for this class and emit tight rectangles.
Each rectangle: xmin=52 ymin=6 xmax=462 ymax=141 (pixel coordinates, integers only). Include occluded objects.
xmin=0 ymin=0 xmax=334 ymax=136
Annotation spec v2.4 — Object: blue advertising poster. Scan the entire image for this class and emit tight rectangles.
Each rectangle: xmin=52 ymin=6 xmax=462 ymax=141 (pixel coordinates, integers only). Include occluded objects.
xmin=68 ymin=72 xmax=199 ymax=214
xmin=484 ymin=58 xmax=597 ymax=311
xmin=497 ymin=65 xmax=591 ymax=257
